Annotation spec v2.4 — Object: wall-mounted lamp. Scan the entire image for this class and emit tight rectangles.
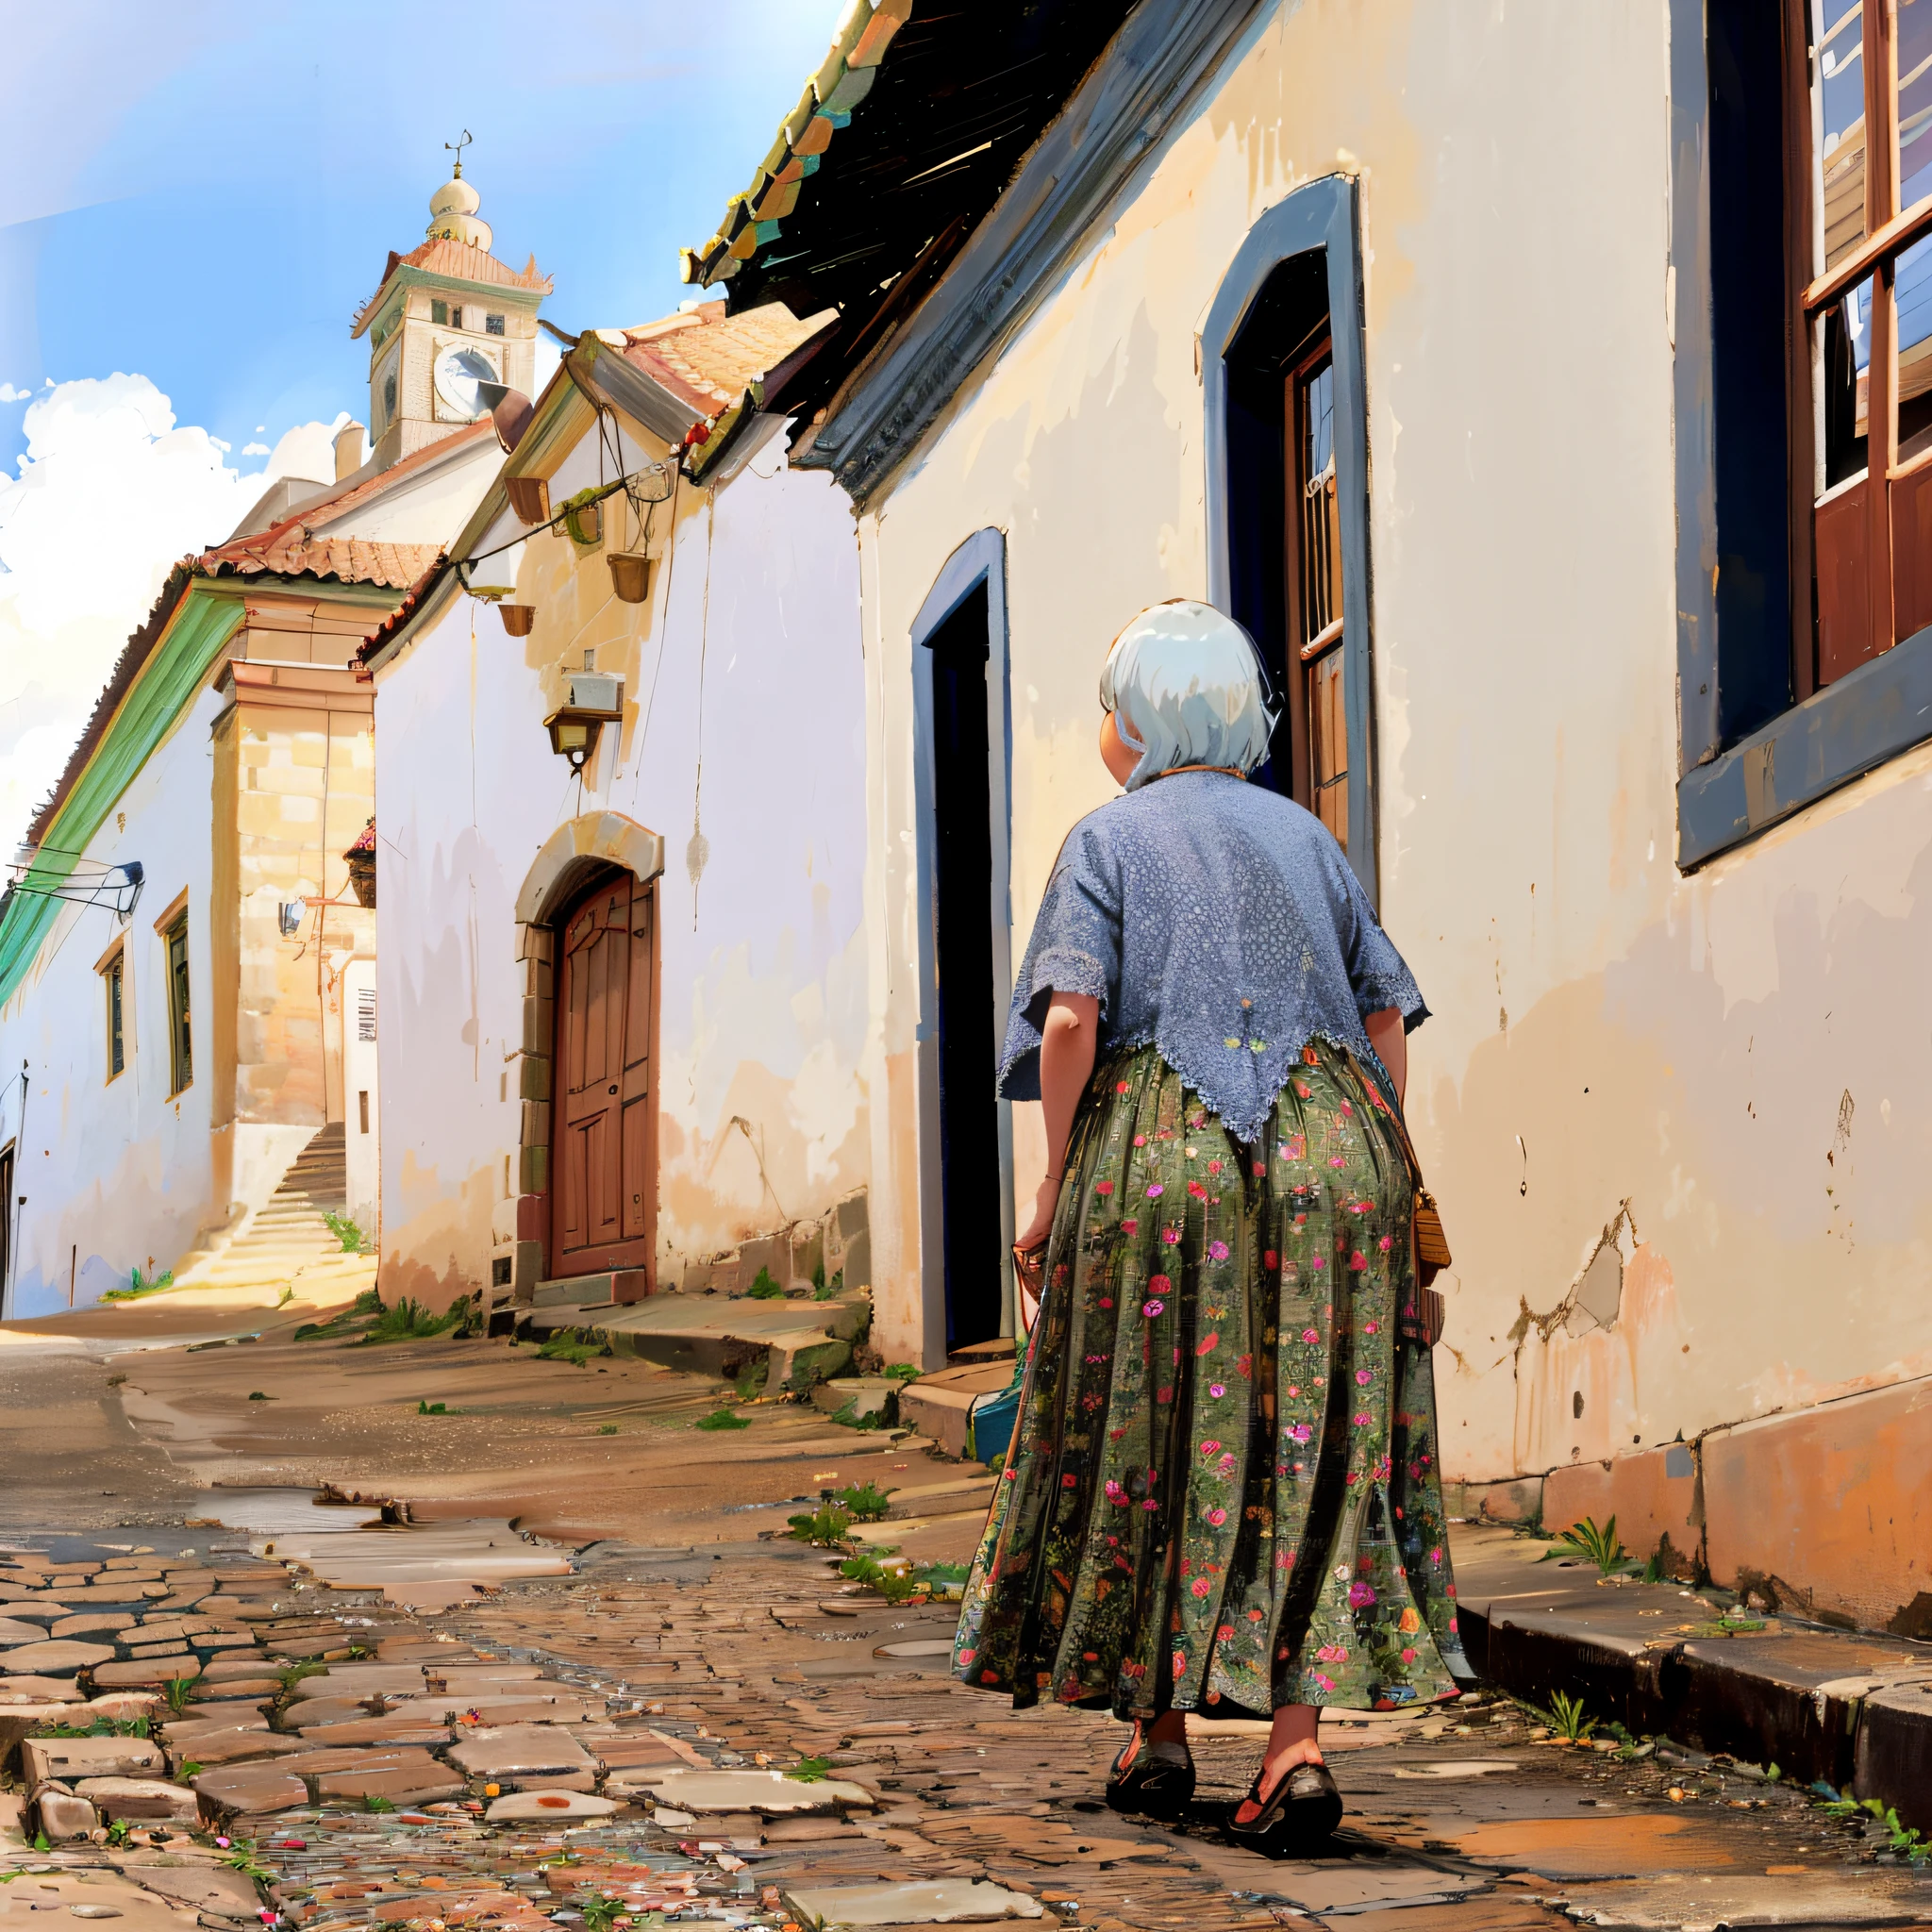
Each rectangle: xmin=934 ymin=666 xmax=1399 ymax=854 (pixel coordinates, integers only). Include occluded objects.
xmin=543 ymin=671 xmax=625 ymax=774
xmin=278 ymin=901 xmax=305 ymax=937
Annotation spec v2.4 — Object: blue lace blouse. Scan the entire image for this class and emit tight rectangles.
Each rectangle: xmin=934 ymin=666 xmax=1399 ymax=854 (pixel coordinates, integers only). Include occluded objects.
xmin=997 ymin=771 xmax=1426 ymax=1141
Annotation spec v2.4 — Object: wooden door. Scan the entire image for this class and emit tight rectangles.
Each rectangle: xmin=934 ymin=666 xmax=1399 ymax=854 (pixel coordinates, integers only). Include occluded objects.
xmin=552 ymin=871 xmax=657 ymax=1278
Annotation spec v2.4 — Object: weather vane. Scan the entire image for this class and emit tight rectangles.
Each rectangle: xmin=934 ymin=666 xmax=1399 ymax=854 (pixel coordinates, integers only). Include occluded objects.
xmin=445 ymin=129 xmax=473 ymax=177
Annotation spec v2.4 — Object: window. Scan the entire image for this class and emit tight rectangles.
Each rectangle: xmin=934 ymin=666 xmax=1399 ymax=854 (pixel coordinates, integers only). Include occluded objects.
xmin=451 ymin=305 xmax=464 ymax=331
xmin=383 ymin=369 xmax=397 ymax=428
xmin=102 ymin=949 xmax=125 ymax=1080
xmin=1711 ymin=0 xmax=1932 ymax=707
xmin=164 ymin=914 xmax=192 ymax=1095
xmin=485 ymin=312 xmax=506 ymax=336
xmin=431 ymin=298 xmax=449 ymax=325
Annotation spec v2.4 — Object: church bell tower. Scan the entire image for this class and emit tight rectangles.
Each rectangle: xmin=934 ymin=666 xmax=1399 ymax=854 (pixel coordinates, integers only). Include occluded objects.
xmin=351 ymin=136 xmax=552 ymax=471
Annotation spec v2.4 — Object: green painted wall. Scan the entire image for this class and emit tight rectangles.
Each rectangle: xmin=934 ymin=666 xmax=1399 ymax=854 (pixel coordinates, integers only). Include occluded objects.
xmin=0 ymin=585 xmax=246 ymax=1006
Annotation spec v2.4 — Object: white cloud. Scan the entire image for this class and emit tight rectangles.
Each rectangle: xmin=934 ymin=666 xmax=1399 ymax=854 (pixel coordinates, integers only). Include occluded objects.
xmin=0 ymin=374 xmax=343 ymax=856
xmin=0 ymin=384 xmax=28 ymax=405
xmin=242 ymin=441 xmax=270 ymax=456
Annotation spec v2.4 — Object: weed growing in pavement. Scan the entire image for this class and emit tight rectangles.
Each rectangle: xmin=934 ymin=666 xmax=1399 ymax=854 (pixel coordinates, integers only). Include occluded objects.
xmin=788 ymin=1503 xmax=854 ymax=1546
xmin=276 ymin=1287 xmax=294 ymax=1308
xmin=790 ymin=1756 xmax=832 ymax=1782
xmin=322 ymin=1210 xmax=366 ymax=1253
xmin=1547 ymin=1691 xmax=1597 ymax=1741
xmin=695 ymin=1407 xmax=751 ymax=1431
xmin=575 ymin=1898 xmax=625 ymax=1932
xmin=361 ymin=1296 xmax=464 ymax=1344
xmin=1819 ymin=1790 xmax=1930 ymax=1860
xmin=745 ymin=1268 xmax=787 ymax=1299
xmin=417 ymin=1400 xmax=447 ymax=1415
xmin=597 ymin=1424 xmax=618 ymax=1435
xmin=536 ymin=1332 xmax=594 ymax=1366
xmin=179 ymin=1759 xmax=203 ymax=1777
xmin=882 ymin=1362 xmax=921 ymax=1383
xmin=361 ymin=1793 xmax=395 ymax=1813
xmin=248 ymin=1391 xmax=272 ymax=1402
xmin=102 ymin=1265 xmax=175 ymax=1302
xmin=161 ymin=1676 xmax=195 ymax=1714
xmin=222 ymin=1844 xmax=275 ymax=1883
xmin=103 ymin=1821 xmax=132 ymax=1847
xmin=837 ymin=1548 xmax=968 ymax=1604
xmin=832 ymin=1482 xmax=894 ymax=1522
xmin=829 ymin=1399 xmax=887 ymax=1430
xmin=43 ymin=1715 xmax=150 ymax=1739
xmin=293 ymin=1287 xmax=389 ymax=1342
xmin=1541 ymin=1515 xmax=1629 ymax=1575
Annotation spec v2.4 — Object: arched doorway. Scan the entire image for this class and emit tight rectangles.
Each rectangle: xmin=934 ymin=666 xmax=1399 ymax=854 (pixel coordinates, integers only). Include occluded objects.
xmin=551 ymin=865 xmax=658 ymax=1277
xmin=507 ymin=811 xmax=665 ymax=1300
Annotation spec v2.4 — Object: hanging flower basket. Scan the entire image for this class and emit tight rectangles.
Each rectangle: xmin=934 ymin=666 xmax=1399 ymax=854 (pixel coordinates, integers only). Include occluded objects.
xmin=608 ymin=551 xmax=651 ymax=604
xmin=499 ymin=604 xmax=536 ymax=637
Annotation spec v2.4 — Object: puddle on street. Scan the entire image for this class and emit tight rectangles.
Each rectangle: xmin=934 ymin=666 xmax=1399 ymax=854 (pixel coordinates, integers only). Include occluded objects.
xmin=187 ymin=1482 xmax=575 ymax=1606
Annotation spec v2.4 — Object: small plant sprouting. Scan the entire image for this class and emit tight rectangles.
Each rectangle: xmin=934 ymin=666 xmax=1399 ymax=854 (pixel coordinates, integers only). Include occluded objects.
xmin=102 ymin=1265 xmax=175 ymax=1303
xmin=597 ymin=1423 xmax=618 ymax=1435
xmin=788 ymin=1502 xmax=854 ymax=1547
xmin=323 ymin=1210 xmax=367 ymax=1254
xmin=361 ymin=1295 xmax=464 ymax=1344
xmin=882 ymin=1362 xmax=922 ymax=1383
xmin=1540 ymin=1514 xmax=1629 ymax=1576
xmin=790 ymin=1755 xmax=832 ymax=1783
xmin=832 ymin=1481 xmax=894 ymax=1523
xmin=745 ymin=1267 xmax=787 ymax=1300
xmin=1819 ymin=1790 xmax=1929 ymax=1861
xmin=575 ymin=1898 xmax=625 ymax=1932
xmin=535 ymin=1331 xmax=594 ymax=1366
xmin=160 ymin=1675 xmax=196 ymax=1714
xmin=417 ymin=1400 xmax=448 ymax=1415
xmin=248 ymin=1391 xmax=272 ymax=1402
xmin=276 ymin=1286 xmax=295 ymax=1308
xmin=695 ymin=1407 xmax=751 ymax=1431
xmin=361 ymin=1792 xmax=395 ymax=1813
xmin=1547 ymin=1690 xmax=1598 ymax=1742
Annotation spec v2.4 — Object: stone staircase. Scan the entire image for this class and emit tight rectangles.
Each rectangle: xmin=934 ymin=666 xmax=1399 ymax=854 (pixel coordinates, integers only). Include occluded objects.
xmin=170 ymin=1124 xmax=376 ymax=1300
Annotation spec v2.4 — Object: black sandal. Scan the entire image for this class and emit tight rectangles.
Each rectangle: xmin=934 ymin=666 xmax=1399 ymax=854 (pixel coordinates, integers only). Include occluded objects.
xmin=1226 ymin=1756 xmax=1342 ymax=1846
xmin=1105 ymin=1726 xmax=1196 ymax=1821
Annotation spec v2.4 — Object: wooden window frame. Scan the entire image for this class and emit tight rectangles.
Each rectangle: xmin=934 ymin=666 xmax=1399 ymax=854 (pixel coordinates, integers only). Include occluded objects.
xmin=1205 ymin=176 xmax=1380 ymax=904
xmin=1677 ymin=0 xmax=1932 ymax=863
xmin=98 ymin=941 xmax=126 ymax=1084
xmin=162 ymin=911 xmax=192 ymax=1098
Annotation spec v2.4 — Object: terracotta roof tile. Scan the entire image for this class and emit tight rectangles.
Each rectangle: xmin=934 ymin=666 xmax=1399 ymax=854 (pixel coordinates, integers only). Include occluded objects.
xmin=615 ymin=301 xmax=835 ymax=418
xmin=354 ymin=239 xmax=552 ymax=334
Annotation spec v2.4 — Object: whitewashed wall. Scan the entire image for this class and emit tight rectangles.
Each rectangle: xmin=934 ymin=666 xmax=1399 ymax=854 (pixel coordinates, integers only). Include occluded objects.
xmin=0 ymin=685 xmax=237 ymax=1313
xmin=372 ymin=432 xmax=867 ymax=1304
xmin=849 ymin=0 xmax=1932 ymax=1501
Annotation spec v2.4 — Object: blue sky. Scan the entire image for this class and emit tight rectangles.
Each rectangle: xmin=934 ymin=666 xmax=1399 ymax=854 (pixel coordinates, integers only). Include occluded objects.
xmin=0 ymin=0 xmax=833 ymax=472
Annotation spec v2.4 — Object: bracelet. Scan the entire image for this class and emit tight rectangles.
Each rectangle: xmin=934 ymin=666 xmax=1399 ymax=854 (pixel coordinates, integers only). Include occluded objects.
xmin=1043 ymin=1169 xmax=1065 ymax=1185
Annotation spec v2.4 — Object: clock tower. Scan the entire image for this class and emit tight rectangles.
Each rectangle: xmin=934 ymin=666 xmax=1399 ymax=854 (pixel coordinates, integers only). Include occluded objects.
xmin=351 ymin=146 xmax=552 ymax=471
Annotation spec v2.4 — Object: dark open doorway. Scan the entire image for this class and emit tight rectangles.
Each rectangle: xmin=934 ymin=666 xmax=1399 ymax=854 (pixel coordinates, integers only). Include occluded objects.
xmin=924 ymin=581 xmax=1002 ymax=1350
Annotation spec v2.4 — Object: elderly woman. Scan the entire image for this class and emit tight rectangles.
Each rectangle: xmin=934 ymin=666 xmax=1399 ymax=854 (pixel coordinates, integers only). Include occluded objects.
xmin=952 ymin=600 xmax=1468 ymax=1846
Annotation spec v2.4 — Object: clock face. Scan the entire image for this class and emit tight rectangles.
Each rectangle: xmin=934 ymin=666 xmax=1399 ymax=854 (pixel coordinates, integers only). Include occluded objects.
xmin=433 ymin=343 xmax=498 ymax=419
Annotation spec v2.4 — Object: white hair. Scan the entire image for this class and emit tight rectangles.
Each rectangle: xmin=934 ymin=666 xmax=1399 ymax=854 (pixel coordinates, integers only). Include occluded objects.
xmin=1098 ymin=600 xmax=1275 ymax=790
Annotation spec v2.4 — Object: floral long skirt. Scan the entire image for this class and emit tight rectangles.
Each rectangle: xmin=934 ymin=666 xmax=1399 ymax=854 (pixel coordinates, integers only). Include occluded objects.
xmin=952 ymin=1039 xmax=1471 ymax=1719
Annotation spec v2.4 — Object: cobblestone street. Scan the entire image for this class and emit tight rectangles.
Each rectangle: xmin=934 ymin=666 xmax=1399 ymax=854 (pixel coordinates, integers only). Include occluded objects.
xmin=2 ymin=1315 xmax=1929 ymax=1929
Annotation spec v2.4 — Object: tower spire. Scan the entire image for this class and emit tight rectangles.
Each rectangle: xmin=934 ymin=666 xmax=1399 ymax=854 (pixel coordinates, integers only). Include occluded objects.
xmin=426 ymin=137 xmax=491 ymax=252
xmin=444 ymin=129 xmax=473 ymax=178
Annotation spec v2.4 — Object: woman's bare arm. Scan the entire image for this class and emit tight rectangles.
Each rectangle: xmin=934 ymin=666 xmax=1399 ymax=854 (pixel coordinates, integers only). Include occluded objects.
xmin=1015 ymin=991 xmax=1100 ymax=1257
xmin=1364 ymin=1007 xmax=1407 ymax=1107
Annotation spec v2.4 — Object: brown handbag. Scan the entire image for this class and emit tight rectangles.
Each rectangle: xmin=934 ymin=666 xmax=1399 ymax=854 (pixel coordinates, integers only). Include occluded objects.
xmin=1375 ymin=1089 xmax=1451 ymax=1345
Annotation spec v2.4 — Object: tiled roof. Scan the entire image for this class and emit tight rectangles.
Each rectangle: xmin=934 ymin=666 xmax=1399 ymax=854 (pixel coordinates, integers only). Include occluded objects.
xmin=615 ymin=301 xmax=835 ymax=416
xmin=300 ymin=420 xmax=495 ymax=534
xmin=353 ymin=237 xmax=552 ymax=335
xmin=354 ymin=554 xmax=454 ymax=673
xmin=681 ymin=0 xmax=916 ymax=289
xmin=200 ymin=527 xmax=440 ymax=590
xmin=679 ymin=0 xmax=1131 ymax=425
xmin=25 ymin=514 xmax=435 ymax=845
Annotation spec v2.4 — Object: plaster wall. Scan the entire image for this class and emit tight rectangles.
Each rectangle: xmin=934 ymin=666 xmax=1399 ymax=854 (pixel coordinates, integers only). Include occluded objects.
xmin=372 ymin=423 xmax=867 ymax=1307
xmin=313 ymin=436 xmax=505 ymax=546
xmin=0 ymin=685 xmax=227 ymax=1313
xmin=852 ymin=0 xmax=1932 ymax=1570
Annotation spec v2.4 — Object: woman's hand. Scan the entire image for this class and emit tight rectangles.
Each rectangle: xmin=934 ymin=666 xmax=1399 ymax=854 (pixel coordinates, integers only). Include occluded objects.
xmin=1015 ymin=1173 xmax=1058 ymax=1257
